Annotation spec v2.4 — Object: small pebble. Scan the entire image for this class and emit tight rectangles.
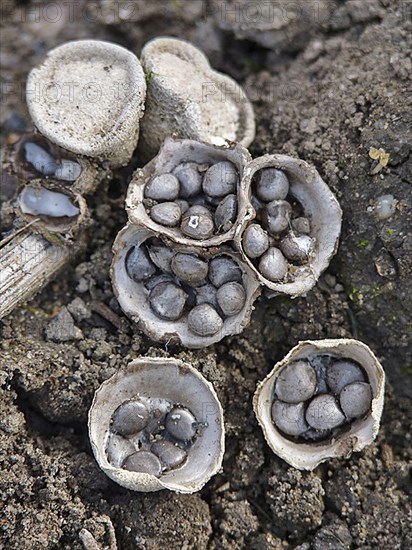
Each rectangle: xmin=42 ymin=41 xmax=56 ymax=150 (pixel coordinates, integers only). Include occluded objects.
xmin=280 ymin=233 xmax=314 ymax=263
xmin=150 ymin=202 xmax=182 ymax=226
xmin=255 ymin=168 xmax=289 ymax=202
xmin=112 ymin=399 xmax=150 ymax=436
xmin=326 ymin=360 xmax=365 ymax=394
xmin=149 ymin=282 xmax=187 ymax=320
xmin=216 ymin=282 xmax=246 ymax=316
xmin=187 ymin=303 xmax=223 ymax=336
xmin=45 ymin=306 xmax=83 ymax=342
xmin=305 ymin=394 xmax=345 ymax=431
xmin=54 ymin=159 xmax=82 ymax=181
xmin=173 ymin=162 xmax=203 ymax=198
xmin=264 ymin=200 xmax=292 ymax=235
xmin=106 ymin=434 xmax=136 ymax=468
xmin=291 ymin=217 xmax=311 ymax=234
xmin=195 ymin=284 xmax=219 ymax=309
xmin=165 ymin=407 xmax=197 ymax=441
xmin=202 ymin=161 xmax=238 ymax=197
xmin=214 ymin=193 xmax=237 ymax=231
xmin=148 ymin=243 xmax=174 ymax=273
xmin=181 ymin=205 xmax=214 ymax=239
xmin=67 ymin=297 xmax=91 ymax=322
xmin=24 ymin=142 xmax=57 ymax=176
xmin=208 ymin=256 xmax=242 ymax=287
xmin=375 ymin=194 xmax=397 ymax=221
xmin=122 ymin=450 xmax=162 ymax=476
xmin=275 ymin=360 xmax=317 ymax=403
xmin=145 ymin=173 xmax=180 ymax=201
xmin=171 ymin=253 xmax=209 ymax=285
xmin=19 ymin=186 xmax=80 ymax=218
xmin=271 ymin=401 xmax=309 ymax=436
xmin=339 ymin=382 xmax=372 ymax=419
xmin=242 ymin=223 xmax=269 ymax=258
xmin=126 ymin=245 xmax=156 ymax=282
xmin=151 ymin=440 xmax=187 ymax=470
xmin=258 ymin=247 xmax=288 ymax=282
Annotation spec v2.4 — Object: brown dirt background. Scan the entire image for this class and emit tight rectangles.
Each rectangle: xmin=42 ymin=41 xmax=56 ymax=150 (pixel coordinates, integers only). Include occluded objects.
xmin=0 ymin=1 xmax=411 ymax=548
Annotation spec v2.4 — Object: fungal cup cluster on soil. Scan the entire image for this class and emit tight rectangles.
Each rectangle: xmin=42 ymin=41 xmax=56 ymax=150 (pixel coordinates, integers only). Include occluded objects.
xmin=271 ymin=355 xmax=373 ymax=441
xmin=113 ymin=138 xmax=343 ymax=348
xmin=107 ymin=397 xmax=205 ymax=477
xmin=17 ymin=139 xmax=83 ymax=224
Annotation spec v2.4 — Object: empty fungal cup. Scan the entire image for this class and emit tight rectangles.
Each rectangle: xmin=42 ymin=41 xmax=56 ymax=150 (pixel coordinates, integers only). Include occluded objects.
xmin=88 ymin=357 xmax=225 ymax=493
xmin=16 ymin=181 xmax=88 ymax=236
xmin=26 ymin=40 xmax=146 ymax=166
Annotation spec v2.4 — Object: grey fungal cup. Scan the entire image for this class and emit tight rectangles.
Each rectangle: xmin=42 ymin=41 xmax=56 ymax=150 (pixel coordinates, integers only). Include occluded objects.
xmin=9 ymin=134 xmax=110 ymax=196
xmin=236 ymin=155 xmax=342 ymax=297
xmin=126 ymin=137 xmax=252 ymax=248
xmin=15 ymin=180 xmax=89 ymax=237
xmin=26 ymin=40 xmax=146 ymax=166
xmin=111 ymin=225 xmax=261 ymax=348
xmin=88 ymin=357 xmax=225 ymax=493
xmin=253 ymin=339 xmax=385 ymax=470
xmin=138 ymin=36 xmax=255 ymax=160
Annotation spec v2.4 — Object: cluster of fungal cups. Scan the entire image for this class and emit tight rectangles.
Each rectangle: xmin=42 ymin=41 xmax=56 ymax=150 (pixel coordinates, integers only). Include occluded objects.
xmin=113 ymin=139 xmax=342 ymax=347
xmin=242 ymin=167 xmax=314 ymax=283
xmin=271 ymin=356 xmax=372 ymax=440
xmin=6 ymin=38 xmax=149 ymax=240
xmin=15 ymin=137 xmax=85 ymax=233
xmin=90 ymin=341 xmax=384 ymax=493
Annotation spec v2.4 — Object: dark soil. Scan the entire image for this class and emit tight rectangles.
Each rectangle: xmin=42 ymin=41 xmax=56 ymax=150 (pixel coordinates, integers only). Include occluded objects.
xmin=1 ymin=1 xmax=411 ymax=549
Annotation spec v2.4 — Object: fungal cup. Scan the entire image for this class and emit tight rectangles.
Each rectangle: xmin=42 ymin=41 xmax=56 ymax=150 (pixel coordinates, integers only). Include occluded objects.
xmin=138 ymin=37 xmax=255 ymax=160
xmin=10 ymin=134 xmax=109 ymax=196
xmin=253 ymin=339 xmax=385 ymax=470
xmin=126 ymin=137 xmax=253 ymax=248
xmin=237 ymin=155 xmax=342 ymax=297
xmin=111 ymin=225 xmax=261 ymax=348
xmin=27 ymin=40 xmax=146 ymax=166
xmin=88 ymin=357 xmax=225 ymax=493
